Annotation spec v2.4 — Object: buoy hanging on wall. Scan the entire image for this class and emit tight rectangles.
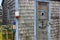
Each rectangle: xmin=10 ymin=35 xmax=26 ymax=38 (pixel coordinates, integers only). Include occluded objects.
xmin=15 ymin=11 xmax=20 ymax=19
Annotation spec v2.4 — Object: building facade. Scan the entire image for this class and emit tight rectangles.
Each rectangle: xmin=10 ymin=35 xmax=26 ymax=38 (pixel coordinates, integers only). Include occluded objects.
xmin=18 ymin=0 xmax=34 ymax=40
xmin=0 ymin=6 xmax=2 ymax=24
xmin=2 ymin=0 xmax=15 ymax=25
xmin=50 ymin=1 xmax=60 ymax=40
xmin=2 ymin=0 xmax=34 ymax=40
xmin=2 ymin=0 xmax=60 ymax=40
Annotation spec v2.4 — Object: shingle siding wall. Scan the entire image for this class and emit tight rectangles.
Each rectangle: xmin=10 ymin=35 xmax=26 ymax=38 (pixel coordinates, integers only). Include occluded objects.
xmin=2 ymin=0 xmax=7 ymax=24
xmin=50 ymin=1 xmax=60 ymax=40
xmin=18 ymin=0 xmax=34 ymax=40
xmin=2 ymin=0 xmax=15 ymax=24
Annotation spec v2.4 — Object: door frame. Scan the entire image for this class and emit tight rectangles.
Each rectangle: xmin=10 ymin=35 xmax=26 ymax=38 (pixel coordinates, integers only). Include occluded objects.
xmin=34 ymin=0 xmax=51 ymax=40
